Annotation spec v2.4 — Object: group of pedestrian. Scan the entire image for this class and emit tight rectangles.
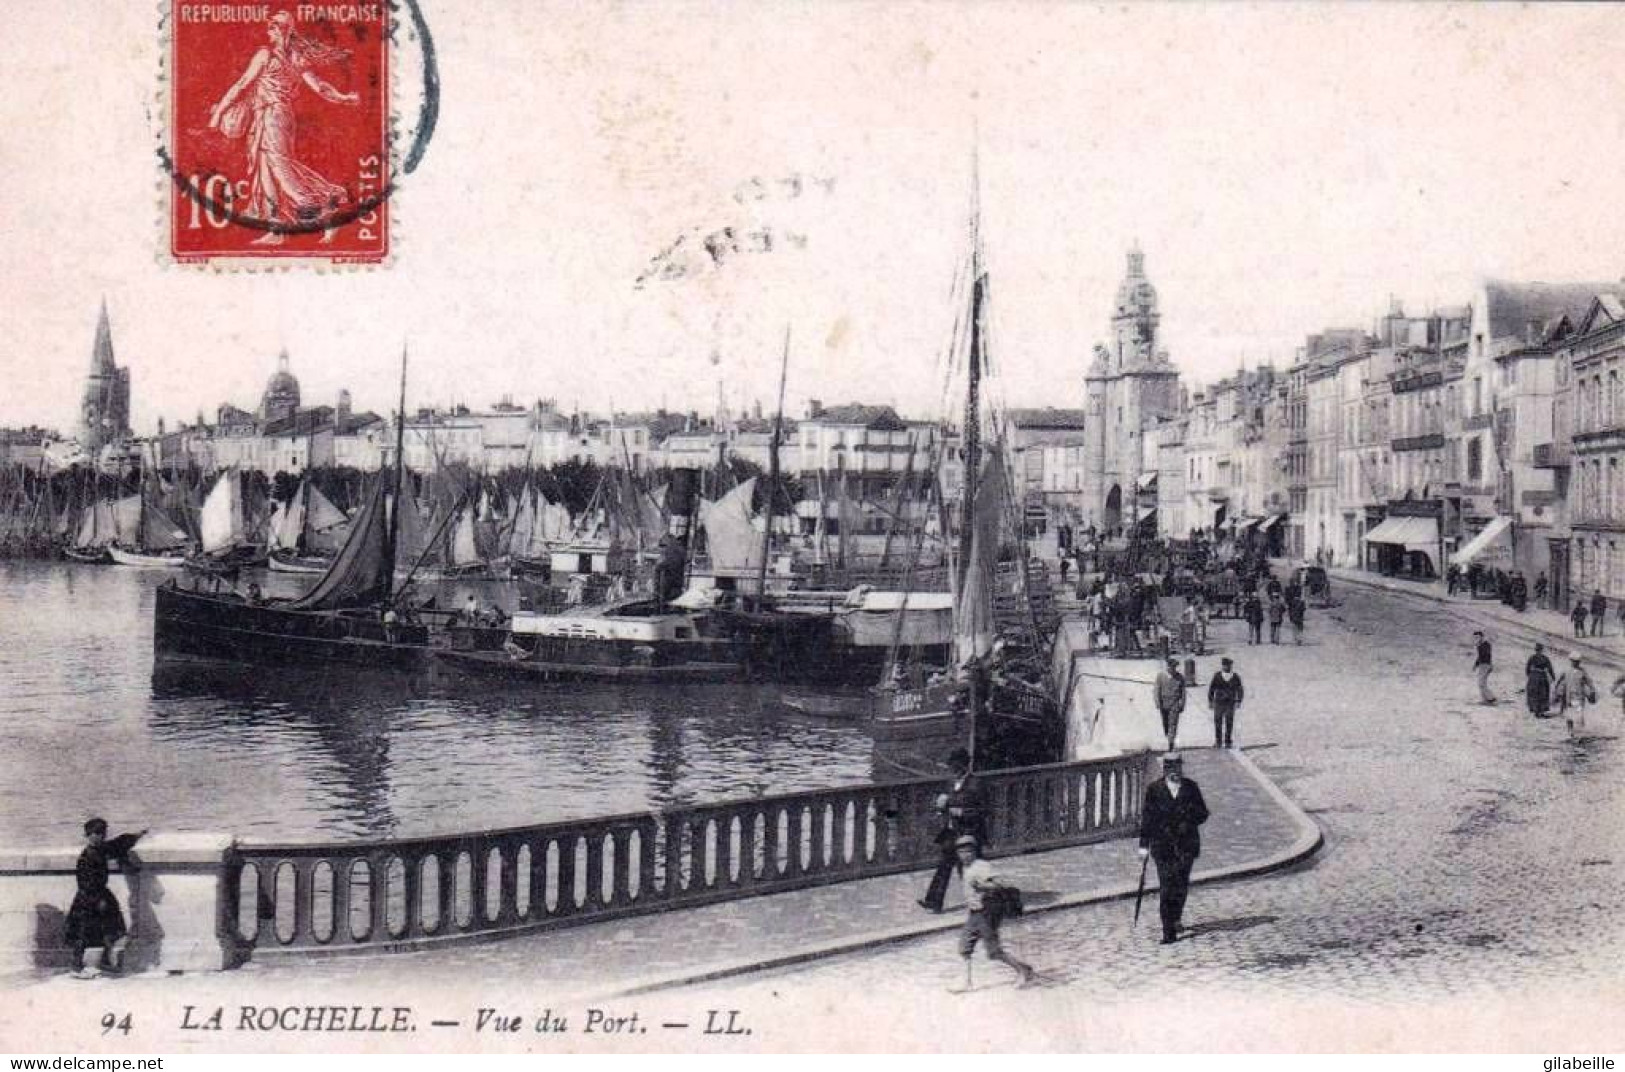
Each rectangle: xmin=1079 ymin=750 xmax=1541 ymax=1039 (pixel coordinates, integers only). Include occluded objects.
xmin=1569 ymin=589 xmax=1625 ymax=638
xmin=1242 ymin=584 xmax=1307 ymax=647
xmin=1153 ymin=654 xmax=1246 ymax=751
xmin=1475 ymin=632 xmax=1623 ymax=738
xmin=923 ymin=746 xmax=1211 ymax=988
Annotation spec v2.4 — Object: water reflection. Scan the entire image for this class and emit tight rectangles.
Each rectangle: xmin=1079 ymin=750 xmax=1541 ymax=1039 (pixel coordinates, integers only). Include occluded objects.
xmin=0 ymin=563 xmax=876 ymax=843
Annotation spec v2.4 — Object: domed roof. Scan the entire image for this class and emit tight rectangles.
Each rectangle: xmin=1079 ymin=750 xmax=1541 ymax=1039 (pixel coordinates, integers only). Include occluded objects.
xmin=265 ymin=350 xmax=300 ymax=395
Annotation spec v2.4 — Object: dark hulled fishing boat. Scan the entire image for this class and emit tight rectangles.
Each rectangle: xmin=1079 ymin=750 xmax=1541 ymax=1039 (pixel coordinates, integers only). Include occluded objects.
xmin=154 ymin=352 xmax=429 ymax=669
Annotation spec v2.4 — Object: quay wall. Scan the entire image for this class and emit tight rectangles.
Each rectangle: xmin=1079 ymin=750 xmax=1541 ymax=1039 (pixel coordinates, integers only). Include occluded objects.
xmin=0 ymin=756 xmax=1151 ymax=978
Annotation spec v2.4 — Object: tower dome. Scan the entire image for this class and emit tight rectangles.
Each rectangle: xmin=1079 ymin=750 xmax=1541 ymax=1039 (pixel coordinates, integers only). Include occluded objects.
xmin=261 ymin=349 xmax=302 ymax=422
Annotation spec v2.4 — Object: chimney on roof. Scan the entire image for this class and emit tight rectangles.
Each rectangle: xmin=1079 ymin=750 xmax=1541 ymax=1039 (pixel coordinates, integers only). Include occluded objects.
xmin=753 ymin=399 xmax=763 ymax=421
xmin=807 ymin=398 xmax=823 ymax=419
xmin=337 ymin=389 xmax=352 ymax=423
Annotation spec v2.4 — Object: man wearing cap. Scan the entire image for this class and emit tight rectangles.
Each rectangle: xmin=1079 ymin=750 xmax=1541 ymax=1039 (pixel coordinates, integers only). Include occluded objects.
xmin=1554 ymin=652 xmax=1597 ymax=737
xmin=952 ymin=834 xmax=1036 ymax=991
xmin=919 ymin=748 xmax=987 ymax=913
xmin=1153 ymin=656 xmax=1187 ymax=751
xmin=1207 ymin=657 xmax=1244 ymax=749
xmin=1138 ymin=754 xmax=1209 ymax=945
xmin=1472 ymin=631 xmax=1496 ymax=705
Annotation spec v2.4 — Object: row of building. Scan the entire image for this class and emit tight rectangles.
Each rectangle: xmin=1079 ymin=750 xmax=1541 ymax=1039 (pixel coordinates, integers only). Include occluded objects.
xmin=22 ymin=251 xmax=1625 ymax=609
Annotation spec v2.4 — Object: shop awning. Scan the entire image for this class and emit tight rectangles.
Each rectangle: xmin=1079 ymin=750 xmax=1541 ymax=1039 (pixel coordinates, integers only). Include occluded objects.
xmin=1363 ymin=515 xmax=1437 ymax=549
xmin=1238 ymin=517 xmax=1262 ymax=532
xmin=1135 ymin=507 xmax=1157 ymax=527
xmin=1136 ymin=472 xmax=1158 ymax=491
xmin=1451 ymin=516 xmax=1513 ymax=569
xmin=1259 ymin=513 xmax=1285 ymax=532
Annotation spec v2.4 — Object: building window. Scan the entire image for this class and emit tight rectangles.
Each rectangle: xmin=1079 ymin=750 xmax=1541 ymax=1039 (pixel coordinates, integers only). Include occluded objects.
xmin=1467 ymin=436 xmax=1482 ymax=484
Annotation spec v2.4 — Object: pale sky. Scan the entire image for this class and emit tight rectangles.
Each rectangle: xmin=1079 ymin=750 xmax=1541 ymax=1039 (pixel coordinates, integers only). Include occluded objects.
xmin=4 ymin=2 xmax=1624 ymax=435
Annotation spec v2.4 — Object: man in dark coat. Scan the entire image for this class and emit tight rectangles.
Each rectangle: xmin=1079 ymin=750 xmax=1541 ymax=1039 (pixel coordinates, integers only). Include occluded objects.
xmin=1207 ymin=657 xmax=1244 ymax=749
xmin=1138 ymin=754 xmax=1209 ymax=944
xmin=1244 ymin=593 xmax=1264 ymax=645
xmin=1590 ymin=590 xmax=1608 ymax=637
xmin=919 ymin=748 xmax=987 ymax=913
xmin=64 ymin=818 xmax=145 ymax=975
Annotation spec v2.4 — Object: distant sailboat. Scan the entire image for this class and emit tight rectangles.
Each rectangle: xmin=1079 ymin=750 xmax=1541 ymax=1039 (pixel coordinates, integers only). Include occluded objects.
xmin=65 ymin=496 xmax=117 ymax=564
xmin=108 ymin=477 xmax=191 ymax=568
xmin=268 ymin=481 xmax=353 ymax=573
xmin=188 ymin=470 xmax=264 ymax=572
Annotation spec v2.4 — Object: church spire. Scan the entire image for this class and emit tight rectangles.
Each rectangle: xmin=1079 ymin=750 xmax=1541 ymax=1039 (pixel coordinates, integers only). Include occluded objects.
xmin=90 ymin=298 xmax=114 ymax=375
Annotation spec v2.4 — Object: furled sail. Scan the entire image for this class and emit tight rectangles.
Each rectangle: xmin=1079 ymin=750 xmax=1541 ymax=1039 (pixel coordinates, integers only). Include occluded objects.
xmin=393 ymin=493 xmax=434 ymax=569
xmin=954 ymin=447 xmax=1006 ymax=667
xmin=284 ymin=478 xmax=391 ymax=611
xmin=140 ymin=500 xmax=189 ymax=551
xmin=273 ymin=490 xmax=305 ymax=551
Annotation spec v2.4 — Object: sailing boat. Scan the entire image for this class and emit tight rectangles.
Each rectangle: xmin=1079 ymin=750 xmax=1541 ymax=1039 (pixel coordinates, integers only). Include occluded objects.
xmin=108 ymin=473 xmax=191 ymax=568
xmin=267 ymin=480 xmax=352 ymax=573
xmin=154 ymin=350 xmax=431 ymax=668
xmin=65 ymin=484 xmax=118 ymax=564
xmin=186 ymin=470 xmax=265 ymax=572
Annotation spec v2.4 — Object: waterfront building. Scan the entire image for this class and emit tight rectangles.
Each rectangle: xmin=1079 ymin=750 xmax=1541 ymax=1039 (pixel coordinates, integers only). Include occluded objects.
xmin=1007 ymin=408 xmax=1090 ymax=541
xmin=1282 ymin=361 xmax=1309 ymax=559
xmin=79 ymin=301 xmax=132 ymax=456
xmin=1461 ymin=280 xmax=1613 ymax=583
xmin=1082 ymin=248 xmax=1182 ymax=532
xmin=1552 ymin=288 xmax=1625 ymax=608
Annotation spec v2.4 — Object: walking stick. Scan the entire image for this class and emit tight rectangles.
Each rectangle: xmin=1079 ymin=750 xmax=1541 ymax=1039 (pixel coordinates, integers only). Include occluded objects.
xmin=1132 ymin=853 xmax=1150 ymax=927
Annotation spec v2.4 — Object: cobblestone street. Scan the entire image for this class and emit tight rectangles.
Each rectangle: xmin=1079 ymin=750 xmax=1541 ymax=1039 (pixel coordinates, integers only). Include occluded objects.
xmin=687 ymin=584 xmax=1625 ymax=1047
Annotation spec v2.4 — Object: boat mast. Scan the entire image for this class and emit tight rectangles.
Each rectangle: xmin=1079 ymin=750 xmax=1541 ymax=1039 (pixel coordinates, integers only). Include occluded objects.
xmin=756 ymin=325 xmax=791 ymax=605
xmin=961 ymin=150 xmax=986 ymax=767
xmin=382 ymin=345 xmax=408 ymax=608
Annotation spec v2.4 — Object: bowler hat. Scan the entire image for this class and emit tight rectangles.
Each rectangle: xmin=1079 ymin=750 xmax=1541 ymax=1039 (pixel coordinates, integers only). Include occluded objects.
xmin=1163 ymin=752 xmax=1183 ymax=768
xmin=954 ymin=834 xmax=979 ymax=850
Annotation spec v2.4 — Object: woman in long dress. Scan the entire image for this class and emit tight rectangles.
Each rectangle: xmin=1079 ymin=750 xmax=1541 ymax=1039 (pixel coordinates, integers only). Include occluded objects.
xmin=1525 ymin=642 xmax=1555 ymax=718
xmin=207 ymin=12 xmax=360 ymax=244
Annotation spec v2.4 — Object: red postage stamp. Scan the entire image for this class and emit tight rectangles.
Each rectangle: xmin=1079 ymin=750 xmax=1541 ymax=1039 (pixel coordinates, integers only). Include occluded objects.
xmin=167 ymin=4 xmax=391 ymax=265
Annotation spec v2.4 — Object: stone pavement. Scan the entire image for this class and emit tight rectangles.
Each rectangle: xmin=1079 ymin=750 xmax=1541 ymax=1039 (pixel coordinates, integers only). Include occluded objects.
xmin=1325 ymin=564 xmax=1625 ymax=672
xmin=684 ymin=582 xmax=1625 ymax=1051
xmin=23 ymin=748 xmax=1316 ymax=1002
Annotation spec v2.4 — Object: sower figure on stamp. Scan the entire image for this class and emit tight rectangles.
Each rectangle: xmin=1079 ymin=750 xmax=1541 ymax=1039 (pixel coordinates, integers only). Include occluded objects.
xmin=207 ymin=12 xmax=360 ymax=245
xmin=919 ymin=748 xmax=986 ymax=913
xmin=1138 ymin=754 xmax=1208 ymax=945
xmin=63 ymin=818 xmax=146 ymax=978
xmin=950 ymin=835 xmax=1035 ymax=992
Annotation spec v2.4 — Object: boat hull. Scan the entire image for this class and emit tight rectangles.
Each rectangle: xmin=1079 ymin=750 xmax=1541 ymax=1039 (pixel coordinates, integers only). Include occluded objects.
xmin=267 ymin=550 xmax=330 ymax=574
xmin=109 ymin=547 xmax=187 ymax=569
xmin=64 ymin=546 xmax=112 ymax=564
xmin=436 ymin=648 xmax=745 ymax=684
xmin=153 ymin=583 xmax=430 ymax=670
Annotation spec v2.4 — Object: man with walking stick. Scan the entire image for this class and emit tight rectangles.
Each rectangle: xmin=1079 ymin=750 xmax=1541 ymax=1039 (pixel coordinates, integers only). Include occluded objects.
xmin=1137 ymin=753 xmax=1209 ymax=945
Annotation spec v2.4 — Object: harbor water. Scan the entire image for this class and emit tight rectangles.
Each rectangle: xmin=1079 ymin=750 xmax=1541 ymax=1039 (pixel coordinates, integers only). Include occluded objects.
xmin=0 ymin=562 xmax=877 ymax=844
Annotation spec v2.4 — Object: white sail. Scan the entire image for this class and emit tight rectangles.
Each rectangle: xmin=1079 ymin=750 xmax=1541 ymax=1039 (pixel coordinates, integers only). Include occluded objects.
xmin=452 ymin=508 xmax=481 ymax=565
xmin=508 ymin=488 xmax=537 ymax=557
xmin=304 ymin=483 xmax=350 ymax=554
xmin=112 ymin=495 xmax=142 ymax=545
xmin=540 ymin=493 xmax=572 ymax=544
xmin=699 ymin=478 xmax=762 ymax=572
xmin=74 ymin=503 xmax=99 ymax=547
xmin=199 ymin=472 xmax=242 ymax=554
xmin=273 ymin=491 xmax=305 ymax=551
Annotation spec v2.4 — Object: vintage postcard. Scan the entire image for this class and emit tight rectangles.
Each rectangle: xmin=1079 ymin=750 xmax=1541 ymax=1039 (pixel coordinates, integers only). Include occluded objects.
xmin=2 ymin=0 xmax=1625 ymax=1058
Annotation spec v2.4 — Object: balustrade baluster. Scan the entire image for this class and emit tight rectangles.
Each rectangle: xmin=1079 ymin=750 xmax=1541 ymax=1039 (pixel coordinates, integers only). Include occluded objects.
xmin=585 ymin=831 xmax=606 ymax=909
xmin=368 ymin=853 xmax=389 ymax=943
xmin=555 ymin=837 xmax=578 ymax=916
xmin=499 ymin=841 xmax=520 ymax=924
xmin=435 ymin=850 xmax=455 ymax=935
xmin=255 ymin=859 xmax=277 ymax=944
xmin=662 ymin=817 xmax=683 ymax=900
xmin=528 ymin=840 xmax=548 ymax=920
xmin=331 ymin=858 xmax=352 ymax=945
xmin=713 ymin=814 xmax=735 ymax=888
xmin=467 ymin=844 xmax=488 ymax=931
xmin=292 ymin=859 xmax=313 ymax=946
xmin=402 ymin=851 xmax=422 ymax=938
xmin=636 ymin=821 xmax=656 ymax=901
